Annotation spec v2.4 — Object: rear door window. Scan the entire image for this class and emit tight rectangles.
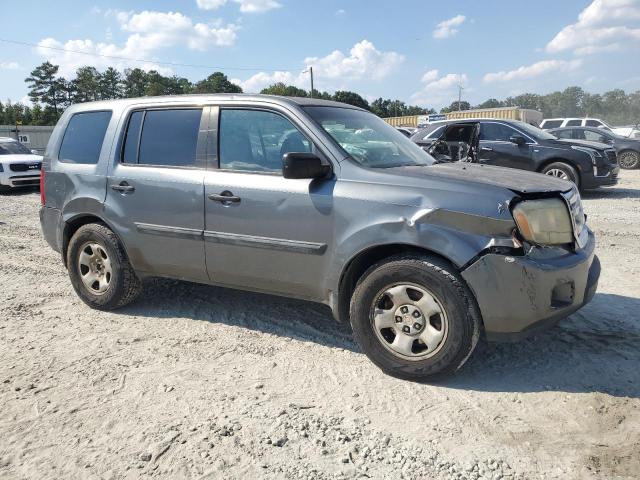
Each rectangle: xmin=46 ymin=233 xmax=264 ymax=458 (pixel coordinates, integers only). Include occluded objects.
xmin=124 ymin=109 xmax=203 ymax=167
xmin=565 ymin=120 xmax=582 ymax=127
xmin=59 ymin=111 xmax=112 ymax=164
xmin=554 ymin=130 xmax=573 ymax=139
xmin=585 ymin=120 xmax=603 ymax=127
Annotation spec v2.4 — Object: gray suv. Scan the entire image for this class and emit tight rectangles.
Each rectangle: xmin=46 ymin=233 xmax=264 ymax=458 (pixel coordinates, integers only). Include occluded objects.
xmin=40 ymin=95 xmax=600 ymax=380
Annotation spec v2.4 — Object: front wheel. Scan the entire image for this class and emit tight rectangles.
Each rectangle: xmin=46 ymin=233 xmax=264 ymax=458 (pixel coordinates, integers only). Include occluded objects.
xmin=542 ymin=162 xmax=580 ymax=188
xmin=67 ymin=223 xmax=142 ymax=310
xmin=349 ymin=255 xmax=481 ymax=380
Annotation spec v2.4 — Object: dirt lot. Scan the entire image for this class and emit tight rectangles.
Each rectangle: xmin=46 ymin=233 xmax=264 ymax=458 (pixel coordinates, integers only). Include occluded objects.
xmin=1 ymin=171 xmax=639 ymax=480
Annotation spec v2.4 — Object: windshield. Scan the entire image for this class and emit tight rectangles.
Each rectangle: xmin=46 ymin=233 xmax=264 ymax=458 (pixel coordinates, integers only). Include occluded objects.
xmin=514 ymin=121 xmax=558 ymax=141
xmin=0 ymin=141 xmax=32 ymax=155
xmin=304 ymin=106 xmax=435 ymax=168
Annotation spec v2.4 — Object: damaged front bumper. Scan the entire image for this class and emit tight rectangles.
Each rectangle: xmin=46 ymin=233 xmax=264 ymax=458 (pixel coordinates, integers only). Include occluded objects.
xmin=461 ymin=230 xmax=599 ymax=342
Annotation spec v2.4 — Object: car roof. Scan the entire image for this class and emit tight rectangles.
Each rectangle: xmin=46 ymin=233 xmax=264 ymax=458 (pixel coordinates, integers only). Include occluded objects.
xmin=0 ymin=137 xmax=19 ymax=143
xmin=63 ymin=93 xmax=366 ymax=113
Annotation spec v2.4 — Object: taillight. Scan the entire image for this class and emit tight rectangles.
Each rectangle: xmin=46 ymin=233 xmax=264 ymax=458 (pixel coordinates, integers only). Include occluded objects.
xmin=40 ymin=169 xmax=46 ymax=205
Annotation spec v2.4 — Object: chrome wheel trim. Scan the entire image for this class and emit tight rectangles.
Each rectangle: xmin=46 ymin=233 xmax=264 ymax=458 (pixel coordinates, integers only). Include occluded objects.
xmin=77 ymin=242 xmax=112 ymax=295
xmin=371 ymin=283 xmax=448 ymax=361
xmin=545 ymin=168 xmax=570 ymax=181
xmin=619 ymin=151 xmax=639 ymax=169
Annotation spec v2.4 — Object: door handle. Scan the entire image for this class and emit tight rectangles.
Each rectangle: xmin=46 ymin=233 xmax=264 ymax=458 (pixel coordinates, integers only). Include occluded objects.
xmin=208 ymin=191 xmax=241 ymax=204
xmin=111 ymin=182 xmax=135 ymax=193
xmin=480 ymin=146 xmax=493 ymax=152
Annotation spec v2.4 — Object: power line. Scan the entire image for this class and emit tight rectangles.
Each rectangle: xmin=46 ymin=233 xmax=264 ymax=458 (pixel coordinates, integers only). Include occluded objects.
xmin=0 ymin=38 xmax=302 ymax=72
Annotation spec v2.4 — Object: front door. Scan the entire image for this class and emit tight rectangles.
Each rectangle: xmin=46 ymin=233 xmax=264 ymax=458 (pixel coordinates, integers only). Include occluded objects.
xmin=478 ymin=121 xmax=534 ymax=170
xmin=105 ymin=107 xmax=209 ymax=282
xmin=203 ymin=107 xmax=335 ymax=300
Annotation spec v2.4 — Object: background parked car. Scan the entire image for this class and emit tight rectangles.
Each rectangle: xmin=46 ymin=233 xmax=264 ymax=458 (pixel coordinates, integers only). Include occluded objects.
xmin=395 ymin=126 xmax=416 ymax=137
xmin=549 ymin=126 xmax=640 ymax=169
xmin=411 ymin=119 xmax=619 ymax=190
xmin=540 ymin=117 xmax=640 ymax=139
xmin=0 ymin=137 xmax=43 ymax=192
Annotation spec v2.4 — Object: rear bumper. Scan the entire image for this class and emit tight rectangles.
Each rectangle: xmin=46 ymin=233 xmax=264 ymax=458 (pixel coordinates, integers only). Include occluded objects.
xmin=39 ymin=206 xmax=62 ymax=253
xmin=462 ymin=230 xmax=599 ymax=342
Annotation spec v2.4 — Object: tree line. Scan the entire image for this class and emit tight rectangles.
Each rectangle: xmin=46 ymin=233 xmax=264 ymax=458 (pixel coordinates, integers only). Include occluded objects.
xmin=1 ymin=61 xmax=639 ymax=127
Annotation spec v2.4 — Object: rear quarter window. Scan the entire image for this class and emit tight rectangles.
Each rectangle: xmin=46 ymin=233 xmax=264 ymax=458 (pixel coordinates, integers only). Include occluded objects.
xmin=541 ymin=120 xmax=562 ymax=129
xmin=58 ymin=111 xmax=112 ymax=164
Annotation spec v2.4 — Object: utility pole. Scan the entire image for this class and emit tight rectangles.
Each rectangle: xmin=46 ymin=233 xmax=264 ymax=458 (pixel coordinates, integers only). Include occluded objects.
xmin=306 ymin=66 xmax=314 ymax=98
xmin=457 ymin=82 xmax=464 ymax=111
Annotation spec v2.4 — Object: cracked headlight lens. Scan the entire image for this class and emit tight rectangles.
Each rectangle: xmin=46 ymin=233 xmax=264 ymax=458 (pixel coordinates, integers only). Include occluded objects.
xmin=512 ymin=198 xmax=574 ymax=245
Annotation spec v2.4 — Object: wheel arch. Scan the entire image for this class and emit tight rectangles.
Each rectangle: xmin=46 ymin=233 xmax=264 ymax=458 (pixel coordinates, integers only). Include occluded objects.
xmin=537 ymin=158 xmax=582 ymax=184
xmin=335 ymin=243 xmax=465 ymax=324
xmin=62 ymin=213 xmax=122 ymax=267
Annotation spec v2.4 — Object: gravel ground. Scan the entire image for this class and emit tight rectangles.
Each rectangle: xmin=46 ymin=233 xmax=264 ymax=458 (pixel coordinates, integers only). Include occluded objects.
xmin=1 ymin=171 xmax=639 ymax=480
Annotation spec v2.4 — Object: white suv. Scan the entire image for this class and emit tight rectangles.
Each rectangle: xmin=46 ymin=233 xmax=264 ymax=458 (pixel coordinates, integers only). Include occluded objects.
xmin=540 ymin=118 xmax=640 ymax=139
xmin=0 ymin=137 xmax=43 ymax=191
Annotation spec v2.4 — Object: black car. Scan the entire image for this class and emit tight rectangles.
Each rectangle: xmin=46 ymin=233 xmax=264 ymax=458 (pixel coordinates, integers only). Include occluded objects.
xmin=411 ymin=119 xmax=620 ymax=190
xmin=549 ymin=126 xmax=640 ymax=170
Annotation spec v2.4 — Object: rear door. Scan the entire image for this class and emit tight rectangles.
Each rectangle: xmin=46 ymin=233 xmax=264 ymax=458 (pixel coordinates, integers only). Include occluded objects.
xmin=478 ymin=121 xmax=534 ymax=170
xmin=104 ymin=106 xmax=209 ymax=282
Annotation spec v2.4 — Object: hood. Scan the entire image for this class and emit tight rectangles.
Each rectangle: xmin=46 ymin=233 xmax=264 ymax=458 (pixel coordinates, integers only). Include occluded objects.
xmin=553 ymin=138 xmax=610 ymax=151
xmin=0 ymin=154 xmax=43 ymax=164
xmin=387 ymin=162 xmax=572 ymax=194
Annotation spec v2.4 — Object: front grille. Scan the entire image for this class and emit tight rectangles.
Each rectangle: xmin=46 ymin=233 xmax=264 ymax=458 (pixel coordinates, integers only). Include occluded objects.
xmin=604 ymin=149 xmax=617 ymax=165
xmin=10 ymin=178 xmax=40 ymax=186
xmin=9 ymin=162 xmax=41 ymax=172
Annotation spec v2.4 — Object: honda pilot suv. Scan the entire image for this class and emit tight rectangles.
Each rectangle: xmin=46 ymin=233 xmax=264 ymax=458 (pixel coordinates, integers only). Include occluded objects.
xmin=40 ymin=95 xmax=600 ymax=380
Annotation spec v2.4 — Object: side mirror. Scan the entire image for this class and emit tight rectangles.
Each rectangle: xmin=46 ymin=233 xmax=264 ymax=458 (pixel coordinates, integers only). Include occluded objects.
xmin=509 ymin=135 xmax=525 ymax=146
xmin=282 ymin=152 xmax=330 ymax=179
xmin=31 ymin=149 xmax=39 ymax=155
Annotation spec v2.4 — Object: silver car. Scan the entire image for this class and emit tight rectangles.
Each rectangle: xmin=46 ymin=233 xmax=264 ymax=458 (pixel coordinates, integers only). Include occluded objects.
xmin=39 ymin=95 xmax=600 ymax=380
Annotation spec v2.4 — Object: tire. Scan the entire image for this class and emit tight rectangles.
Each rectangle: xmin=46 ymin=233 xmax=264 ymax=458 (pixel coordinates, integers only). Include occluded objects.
xmin=349 ymin=254 xmax=482 ymax=381
xmin=67 ymin=223 xmax=142 ymax=310
xmin=541 ymin=162 xmax=580 ymax=188
xmin=618 ymin=150 xmax=640 ymax=169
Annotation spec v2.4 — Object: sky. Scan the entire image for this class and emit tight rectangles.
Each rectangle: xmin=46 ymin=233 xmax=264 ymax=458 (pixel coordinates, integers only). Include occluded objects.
xmin=1 ymin=0 xmax=639 ymax=109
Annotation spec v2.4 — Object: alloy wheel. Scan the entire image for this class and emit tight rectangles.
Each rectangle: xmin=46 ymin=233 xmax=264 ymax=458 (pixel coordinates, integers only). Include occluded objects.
xmin=545 ymin=168 xmax=570 ymax=181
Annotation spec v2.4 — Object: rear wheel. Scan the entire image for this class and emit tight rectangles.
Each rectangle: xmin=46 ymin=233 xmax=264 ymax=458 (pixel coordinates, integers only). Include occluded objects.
xmin=542 ymin=162 xmax=580 ymax=188
xmin=618 ymin=150 xmax=640 ymax=169
xmin=349 ymin=255 xmax=481 ymax=380
xmin=67 ymin=223 xmax=141 ymax=310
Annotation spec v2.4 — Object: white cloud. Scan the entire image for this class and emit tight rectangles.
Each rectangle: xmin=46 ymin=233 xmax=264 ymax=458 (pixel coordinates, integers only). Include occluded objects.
xmin=234 ymin=40 xmax=403 ymax=93
xmin=196 ymin=0 xmax=281 ymax=13
xmin=483 ymin=59 xmax=582 ymax=83
xmin=0 ymin=61 xmax=20 ymax=70
xmin=303 ymin=40 xmax=404 ymax=81
xmin=420 ymin=69 xmax=439 ymax=83
xmin=411 ymin=71 xmax=468 ymax=107
xmin=196 ymin=0 xmax=228 ymax=9
xmin=234 ymin=71 xmax=307 ymax=93
xmin=547 ymin=0 xmax=640 ymax=54
xmin=36 ymin=10 xmax=238 ymax=77
xmin=433 ymin=15 xmax=466 ymax=39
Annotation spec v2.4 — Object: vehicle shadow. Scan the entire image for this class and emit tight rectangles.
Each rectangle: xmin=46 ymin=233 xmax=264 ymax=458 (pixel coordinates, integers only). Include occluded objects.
xmin=582 ymin=185 xmax=640 ymax=200
xmin=123 ymin=281 xmax=639 ymax=398
xmin=443 ymin=292 xmax=640 ymax=398
xmin=121 ymin=277 xmax=357 ymax=352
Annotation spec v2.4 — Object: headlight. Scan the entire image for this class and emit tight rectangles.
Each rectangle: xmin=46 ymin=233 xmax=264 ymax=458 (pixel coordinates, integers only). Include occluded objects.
xmin=512 ymin=198 xmax=574 ymax=245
